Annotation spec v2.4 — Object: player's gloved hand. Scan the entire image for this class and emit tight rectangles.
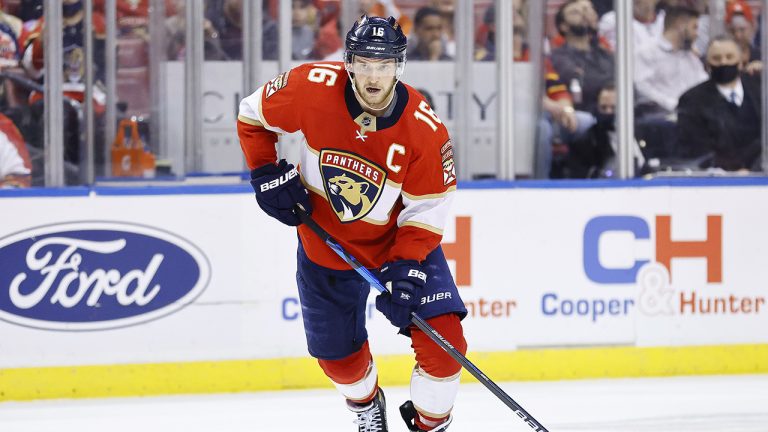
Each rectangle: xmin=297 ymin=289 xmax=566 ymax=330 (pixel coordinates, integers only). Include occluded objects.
xmin=250 ymin=159 xmax=311 ymax=226
xmin=375 ymin=260 xmax=426 ymax=328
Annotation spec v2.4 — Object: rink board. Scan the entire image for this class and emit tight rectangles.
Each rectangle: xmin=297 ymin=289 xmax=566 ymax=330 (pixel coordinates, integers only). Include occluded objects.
xmin=1 ymin=179 xmax=767 ymax=400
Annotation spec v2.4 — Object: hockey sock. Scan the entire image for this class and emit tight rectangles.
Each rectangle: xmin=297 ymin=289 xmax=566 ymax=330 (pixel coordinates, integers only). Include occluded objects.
xmin=318 ymin=341 xmax=379 ymax=404
xmin=410 ymin=366 xmax=460 ymax=429
xmin=409 ymin=314 xmax=467 ymax=430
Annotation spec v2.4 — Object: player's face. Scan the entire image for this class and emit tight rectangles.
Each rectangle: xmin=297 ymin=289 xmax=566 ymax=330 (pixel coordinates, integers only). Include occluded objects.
xmin=350 ymin=56 xmax=398 ymax=109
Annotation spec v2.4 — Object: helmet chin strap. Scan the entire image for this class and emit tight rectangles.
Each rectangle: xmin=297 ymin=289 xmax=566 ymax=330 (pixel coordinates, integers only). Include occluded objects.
xmin=347 ymin=69 xmax=399 ymax=114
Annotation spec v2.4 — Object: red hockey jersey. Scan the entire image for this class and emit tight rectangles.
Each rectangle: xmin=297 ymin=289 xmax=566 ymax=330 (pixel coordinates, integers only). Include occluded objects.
xmin=237 ymin=62 xmax=457 ymax=270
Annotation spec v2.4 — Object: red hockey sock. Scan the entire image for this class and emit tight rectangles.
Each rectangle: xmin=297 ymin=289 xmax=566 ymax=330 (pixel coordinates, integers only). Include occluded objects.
xmin=317 ymin=341 xmax=378 ymax=404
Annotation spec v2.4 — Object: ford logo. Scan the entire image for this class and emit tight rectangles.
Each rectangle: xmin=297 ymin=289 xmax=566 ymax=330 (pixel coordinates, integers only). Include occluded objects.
xmin=0 ymin=222 xmax=211 ymax=331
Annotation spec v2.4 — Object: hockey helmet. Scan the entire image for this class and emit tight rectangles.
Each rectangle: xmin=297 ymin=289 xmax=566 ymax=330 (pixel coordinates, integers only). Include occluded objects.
xmin=344 ymin=16 xmax=407 ymax=79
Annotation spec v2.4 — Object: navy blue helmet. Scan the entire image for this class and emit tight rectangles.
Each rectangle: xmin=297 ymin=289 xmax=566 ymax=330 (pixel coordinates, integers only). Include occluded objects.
xmin=344 ymin=15 xmax=407 ymax=63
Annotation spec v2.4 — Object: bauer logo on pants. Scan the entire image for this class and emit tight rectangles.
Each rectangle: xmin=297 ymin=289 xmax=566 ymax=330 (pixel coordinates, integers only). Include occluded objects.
xmin=0 ymin=222 xmax=210 ymax=331
xmin=320 ymin=149 xmax=387 ymax=223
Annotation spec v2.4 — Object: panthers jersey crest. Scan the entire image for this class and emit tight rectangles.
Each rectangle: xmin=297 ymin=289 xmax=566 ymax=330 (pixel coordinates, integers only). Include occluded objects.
xmin=320 ymin=149 xmax=387 ymax=223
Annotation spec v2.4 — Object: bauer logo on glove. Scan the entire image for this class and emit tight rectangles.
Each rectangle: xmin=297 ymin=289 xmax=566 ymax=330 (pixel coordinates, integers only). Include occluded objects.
xmin=407 ymin=269 xmax=427 ymax=282
xmin=259 ymin=167 xmax=299 ymax=192
xmin=376 ymin=260 xmax=427 ymax=328
xmin=249 ymin=159 xmax=312 ymax=227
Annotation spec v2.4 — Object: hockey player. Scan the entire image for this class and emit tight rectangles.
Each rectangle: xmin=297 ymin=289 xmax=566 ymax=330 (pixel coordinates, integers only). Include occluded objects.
xmin=237 ymin=16 xmax=467 ymax=432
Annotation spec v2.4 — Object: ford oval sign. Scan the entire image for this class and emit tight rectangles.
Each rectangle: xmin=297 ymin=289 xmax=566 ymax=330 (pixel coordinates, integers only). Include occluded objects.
xmin=0 ymin=222 xmax=211 ymax=331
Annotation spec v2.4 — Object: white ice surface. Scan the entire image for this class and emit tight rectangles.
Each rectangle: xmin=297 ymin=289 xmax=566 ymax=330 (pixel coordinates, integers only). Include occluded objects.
xmin=1 ymin=375 xmax=767 ymax=431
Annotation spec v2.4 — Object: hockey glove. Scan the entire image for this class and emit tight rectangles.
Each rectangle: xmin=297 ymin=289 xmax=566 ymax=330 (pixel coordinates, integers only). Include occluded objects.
xmin=250 ymin=159 xmax=311 ymax=226
xmin=375 ymin=260 xmax=426 ymax=328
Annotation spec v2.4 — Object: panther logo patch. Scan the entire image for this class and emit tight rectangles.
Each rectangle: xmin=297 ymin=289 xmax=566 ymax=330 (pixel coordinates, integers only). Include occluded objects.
xmin=320 ymin=149 xmax=387 ymax=223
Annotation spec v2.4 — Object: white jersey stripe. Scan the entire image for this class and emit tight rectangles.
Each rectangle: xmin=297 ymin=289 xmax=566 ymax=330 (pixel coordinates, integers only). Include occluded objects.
xmin=397 ymin=190 xmax=454 ymax=234
xmin=238 ymin=86 xmax=289 ymax=135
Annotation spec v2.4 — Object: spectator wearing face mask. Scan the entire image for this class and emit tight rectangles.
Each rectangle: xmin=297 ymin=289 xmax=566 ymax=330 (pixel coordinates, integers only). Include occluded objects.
xmin=677 ymin=35 xmax=762 ymax=171
xmin=566 ymin=82 xmax=644 ymax=178
xmin=549 ymin=0 xmax=613 ymax=51
xmin=550 ymin=0 xmax=615 ymax=114
xmin=634 ymin=6 xmax=707 ymax=116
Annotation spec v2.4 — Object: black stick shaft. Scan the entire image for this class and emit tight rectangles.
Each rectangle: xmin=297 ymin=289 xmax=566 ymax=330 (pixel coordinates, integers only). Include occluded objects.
xmin=294 ymin=207 xmax=549 ymax=431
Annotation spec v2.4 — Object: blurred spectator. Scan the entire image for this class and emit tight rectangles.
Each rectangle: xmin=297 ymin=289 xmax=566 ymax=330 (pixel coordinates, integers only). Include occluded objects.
xmin=323 ymin=0 xmax=407 ymax=61
xmin=550 ymin=0 xmax=615 ymax=113
xmin=407 ymin=7 xmax=451 ymax=61
xmin=598 ymin=0 xmax=665 ymax=51
xmin=21 ymin=0 xmax=107 ymax=182
xmin=725 ymin=0 xmax=761 ymax=74
xmin=677 ymin=35 xmax=762 ymax=171
xmin=10 ymin=0 xmax=42 ymax=22
xmin=0 ymin=5 xmax=24 ymax=109
xmin=310 ymin=0 xmax=342 ymax=59
xmin=549 ymin=0 xmax=610 ymax=51
xmin=22 ymin=0 xmax=107 ymax=109
xmin=165 ymin=0 xmax=227 ymax=60
xmin=360 ymin=0 xmax=412 ymax=36
xmin=206 ymin=0 xmax=241 ymax=60
xmin=566 ymin=82 xmax=617 ymax=178
xmin=478 ymin=2 xmax=595 ymax=178
xmin=566 ymin=82 xmax=648 ymax=178
xmin=93 ymin=0 xmax=149 ymax=36
xmin=659 ymin=0 xmax=709 ymax=53
xmin=591 ymin=0 xmax=614 ymax=18
xmin=0 ymin=122 xmax=30 ymax=187
xmin=537 ymin=62 xmax=596 ymax=178
xmin=292 ymin=0 xmax=318 ymax=60
xmin=430 ymin=0 xmax=455 ymax=57
xmin=634 ymin=6 xmax=707 ymax=116
xmin=474 ymin=0 xmax=526 ymax=61
xmin=0 ymin=6 xmax=22 ymax=66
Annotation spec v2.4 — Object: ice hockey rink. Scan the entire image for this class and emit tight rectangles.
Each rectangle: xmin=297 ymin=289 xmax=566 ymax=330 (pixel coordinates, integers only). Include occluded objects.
xmin=1 ymin=374 xmax=767 ymax=432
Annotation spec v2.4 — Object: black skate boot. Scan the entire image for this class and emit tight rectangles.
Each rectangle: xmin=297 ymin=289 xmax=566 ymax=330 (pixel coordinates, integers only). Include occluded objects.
xmin=399 ymin=400 xmax=452 ymax=432
xmin=347 ymin=388 xmax=388 ymax=432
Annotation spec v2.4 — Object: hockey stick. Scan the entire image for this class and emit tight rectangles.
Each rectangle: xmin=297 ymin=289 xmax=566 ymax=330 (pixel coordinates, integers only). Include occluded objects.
xmin=294 ymin=207 xmax=549 ymax=432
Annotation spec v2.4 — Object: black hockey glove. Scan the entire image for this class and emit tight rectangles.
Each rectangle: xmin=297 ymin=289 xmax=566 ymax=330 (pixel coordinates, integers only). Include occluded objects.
xmin=250 ymin=159 xmax=312 ymax=226
xmin=375 ymin=260 xmax=426 ymax=328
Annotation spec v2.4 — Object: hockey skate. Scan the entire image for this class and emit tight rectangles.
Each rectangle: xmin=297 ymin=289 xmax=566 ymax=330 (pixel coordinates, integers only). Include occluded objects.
xmin=347 ymin=388 xmax=388 ymax=432
xmin=399 ymin=400 xmax=452 ymax=432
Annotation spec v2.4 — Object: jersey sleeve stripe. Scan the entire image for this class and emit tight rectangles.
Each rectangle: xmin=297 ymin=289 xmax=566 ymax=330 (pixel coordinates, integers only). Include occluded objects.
xmin=397 ymin=192 xmax=454 ymax=234
xmin=239 ymin=85 xmax=289 ymax=135
xmin=237 ymin=114 xmax=263 ymax=126
xmin=401 ymin=220 xmax=443 ymax=235
xmin=401 ymin=186 xmax=457 ymax=201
